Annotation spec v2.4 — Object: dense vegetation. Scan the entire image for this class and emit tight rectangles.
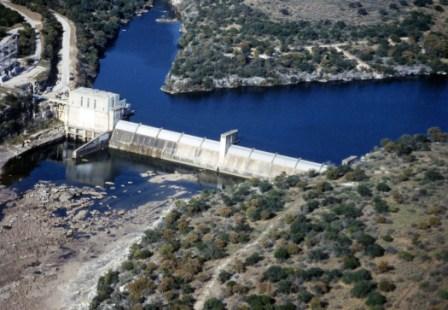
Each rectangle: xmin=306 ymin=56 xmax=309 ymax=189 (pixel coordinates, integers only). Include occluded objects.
xmin=17 ymin=25 xmax=37 ymax=58
xmin=91 ymin=128 xmax=448 ymax=309
xmin=0 ymin=4 xmax=24 ymax=39
xmin=13 ymin=0 xmax=151 ymax=86
xmin=164 ymin=0 xmax=448 ymax=93
xmin=0 ymin=94 xmax=35 ymax=143
xmin=0 ymin=3 xmax=35 ymax=58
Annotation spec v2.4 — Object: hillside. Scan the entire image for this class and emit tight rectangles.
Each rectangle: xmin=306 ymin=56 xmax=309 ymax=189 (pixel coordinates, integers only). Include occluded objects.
xmin=163 ymin=0 xmax=448 ymax=93
xmin=90 ymin=127 xmax=448 ymax=309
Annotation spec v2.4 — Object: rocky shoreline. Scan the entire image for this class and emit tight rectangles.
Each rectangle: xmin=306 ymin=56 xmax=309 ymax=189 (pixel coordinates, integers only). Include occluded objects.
xmin=162 ymin=0 xmax=447 ymax=95
xmin=162 ymin=66 xmax=439 ymax=95
xmin=0 ymin=175 xmax=197 ymax=310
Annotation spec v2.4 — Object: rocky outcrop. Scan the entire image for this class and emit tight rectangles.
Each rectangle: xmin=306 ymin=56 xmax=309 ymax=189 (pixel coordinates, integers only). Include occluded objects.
xmin=162 ymin=65 xmax=432 ymax=94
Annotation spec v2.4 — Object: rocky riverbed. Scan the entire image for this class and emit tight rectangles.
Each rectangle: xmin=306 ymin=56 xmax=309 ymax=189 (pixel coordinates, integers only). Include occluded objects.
xmin=0 ymin=176 xmax=197 ymax=310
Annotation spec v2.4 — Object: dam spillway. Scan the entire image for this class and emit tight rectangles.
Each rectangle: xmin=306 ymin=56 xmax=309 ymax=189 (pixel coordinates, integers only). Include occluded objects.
xmin=109 ymin=120 xmax=326 ymax=179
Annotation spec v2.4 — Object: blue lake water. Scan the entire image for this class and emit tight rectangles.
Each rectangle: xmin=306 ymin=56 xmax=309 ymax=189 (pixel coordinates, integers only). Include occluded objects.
xmin=1 ymin=0 xmax=447 ymax=194
xmin=94 ymin=1 xmax=448 ymax=163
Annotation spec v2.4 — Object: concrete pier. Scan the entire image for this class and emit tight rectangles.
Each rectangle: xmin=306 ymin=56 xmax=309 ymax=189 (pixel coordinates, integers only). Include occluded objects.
xmin=72 ymin=132 xmax=111 ymax=159
xmin=109 ymin=120 xmax=326 ymax=179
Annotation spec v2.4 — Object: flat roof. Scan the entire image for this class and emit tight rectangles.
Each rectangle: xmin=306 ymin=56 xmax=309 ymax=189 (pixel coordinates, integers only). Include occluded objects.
xmin=71 ymin=87 xmax=119 ymax=99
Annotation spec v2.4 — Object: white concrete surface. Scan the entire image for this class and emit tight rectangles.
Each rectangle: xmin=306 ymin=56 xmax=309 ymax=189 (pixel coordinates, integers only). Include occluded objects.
xmin=110 ymin=120 xmax=327 ymax=179
xmin=63 ymin=88 xmax=128 ymax=135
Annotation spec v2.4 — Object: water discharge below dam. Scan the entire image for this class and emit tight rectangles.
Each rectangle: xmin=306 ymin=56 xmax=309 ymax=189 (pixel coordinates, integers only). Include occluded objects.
xmin=1 ymin=0 xmax=448 ymax=194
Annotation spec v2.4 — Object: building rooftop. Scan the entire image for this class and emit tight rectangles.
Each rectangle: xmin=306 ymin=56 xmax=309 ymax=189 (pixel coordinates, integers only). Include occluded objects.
xmin=71 ymin=87 xmax=119 ymax=99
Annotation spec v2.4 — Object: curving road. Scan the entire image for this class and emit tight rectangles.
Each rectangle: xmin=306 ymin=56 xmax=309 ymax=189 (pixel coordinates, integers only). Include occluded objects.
xmin=0 ymin=0 xmax=45 ymax=88
xmin=1 ymin=1 xmax=77 ymax=93
xmin=52 ymin=11 xmax=77 ymax=93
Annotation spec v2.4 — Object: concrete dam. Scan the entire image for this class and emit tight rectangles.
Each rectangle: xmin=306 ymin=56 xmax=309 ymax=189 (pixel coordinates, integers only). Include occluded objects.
xmin=109 ymin=120 xmax=327 ymax=179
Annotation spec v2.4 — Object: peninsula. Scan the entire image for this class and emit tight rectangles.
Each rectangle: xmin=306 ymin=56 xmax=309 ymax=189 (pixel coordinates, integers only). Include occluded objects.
xmin=163 ymin=0 xmax=448 ymax=93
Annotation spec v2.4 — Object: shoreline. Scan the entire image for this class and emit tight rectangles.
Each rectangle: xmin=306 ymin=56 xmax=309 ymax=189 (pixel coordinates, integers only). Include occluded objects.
xmin=0 ymin=173 xmax=200 ymax=310
xmin=0 ymin=125 xmax=65 ymax=176
xmin=161 ymin=68 xmax=447 ymax=95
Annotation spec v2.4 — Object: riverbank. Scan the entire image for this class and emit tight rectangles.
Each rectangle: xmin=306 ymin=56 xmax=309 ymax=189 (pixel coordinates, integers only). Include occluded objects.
xmin=0 ymin=171 xmax=200 ymax=310
xmin=162 ymin=66 xmax=440 ymax=95
xmin=0 ymin=124 xmax=64 ymax=175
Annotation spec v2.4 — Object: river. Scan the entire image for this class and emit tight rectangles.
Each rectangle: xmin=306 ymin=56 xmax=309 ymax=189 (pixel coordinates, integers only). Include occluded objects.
xmin=1 ymin=0 xmax=448 ymax=194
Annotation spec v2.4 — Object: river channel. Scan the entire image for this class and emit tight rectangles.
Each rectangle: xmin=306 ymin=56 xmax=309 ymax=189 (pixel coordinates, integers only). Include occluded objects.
xmin=1 ymin=0 xmax=447 ymax=199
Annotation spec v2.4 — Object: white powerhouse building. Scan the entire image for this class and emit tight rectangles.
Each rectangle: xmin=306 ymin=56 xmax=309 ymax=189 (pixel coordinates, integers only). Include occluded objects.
xmin=62 ymin=87 xmax=129 ymax=140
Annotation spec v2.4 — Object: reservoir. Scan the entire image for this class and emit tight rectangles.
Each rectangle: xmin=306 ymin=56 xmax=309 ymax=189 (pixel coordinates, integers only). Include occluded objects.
xmin=2 ymin=0 xmax=448 ymax=194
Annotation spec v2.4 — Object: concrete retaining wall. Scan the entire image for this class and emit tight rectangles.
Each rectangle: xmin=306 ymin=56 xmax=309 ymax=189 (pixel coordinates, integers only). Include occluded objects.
xmin=109 ymin=121 xmax=326 ymax=179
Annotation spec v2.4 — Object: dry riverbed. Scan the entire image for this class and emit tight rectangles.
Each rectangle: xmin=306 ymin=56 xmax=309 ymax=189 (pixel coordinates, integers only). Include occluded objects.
xmin=0 ymin=176 xmax=196 ymax=310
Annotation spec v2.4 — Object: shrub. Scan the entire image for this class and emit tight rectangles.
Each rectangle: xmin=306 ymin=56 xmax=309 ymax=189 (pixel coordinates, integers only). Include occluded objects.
xmin=298 ymin=267 xmax=324 ymax=281
xmin=91 ymin=270 xmax=119 ymax=308
xmin=343 ymin=269 xmax=372 ymax=284
xmin=333 ymin=204 xmax=362 ymax=218
xmin=378 ymin=279 xmax=396 ymax=292
xmin=326 ymin=165 xmax=352 ymax=180
xmin=298 ymin=289 xmax=314 ymax=303
xmin=246 ymin=295 xmax=275 ymax=308
xmin=366 ymin=291 xmax=387 ymax=306
xmin=345 ymin=167 xmax=368 ymax=182
xmin=343 ymin=256 xmax=361 ymax=270
xmin=366 ymin=244 xmax=385 ymax=258
xmin=286 ymin=175 xmax=301 ymax=187
xmin=435 ymin=250 xmax=448 ymax=262
xmin=356 ymin=234 xmax=376 ymax=247
xmin=258 ymin=180 xmax=273 ymax=192
xmin=374 ymin=197 xmax=390 ymax=213
xmin=277 ymin=279 xmax=294 ymax=294
xmin=244 ymin=252 xmax=263 ymax=266
xmin=128 ymin=277 xmax=152 ymax=302
xmin=351 ymin=280 xmax=376 ymax=298
xmin=263 ymin=266 xmax=290 ymax=282
xmin=398 ymin=251 xmax=415 ymax=261
xmin=274 ymin=247 xmax=290 ymax=261
xmin=315 ymin=181 xmax=333 ymax=193
xmin=358 ymin=184 xmax=372 ymax=197
xmin=376 ymin=182 xmax=391 ymax=192
xmin=438 ymin=289 xmax=448 ymax=300
xmin=309 ymin=249 xmax=329 ymax=261
xmin=143 ymin=229 xmax=161 ymax=244
xmin=204 ymin=298 xmax=225 ymax=310
xmin=130 ymin=244 xmax=152 ymax=260
xmin=197 ymin=240 xmax=227 ymax=260
xmin=306 ymin=200 xmax=320 ymax=212
xmin=382 ymin=235 xmax=394 ymax=242
xmin=424 ymin=169 xmax=444 ymax=182
xmin=218 ymin=270 xmax=233 ymax=283
xmin=122 ymin=260 xmax=135 ymax=271
xmin=427 ymin=127 xmax=448 ymax=142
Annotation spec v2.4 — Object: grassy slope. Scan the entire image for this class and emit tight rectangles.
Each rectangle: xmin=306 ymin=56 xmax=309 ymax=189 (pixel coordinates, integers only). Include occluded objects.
xmin=91 ymin=128 xmax=448 ymax=310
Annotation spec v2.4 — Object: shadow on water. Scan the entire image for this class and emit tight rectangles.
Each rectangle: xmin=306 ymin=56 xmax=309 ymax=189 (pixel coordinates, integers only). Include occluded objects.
xmin=1 ymin=0 xmax=447 ymax=203
xmin=0 ymin=140 xmax=241 ymax=209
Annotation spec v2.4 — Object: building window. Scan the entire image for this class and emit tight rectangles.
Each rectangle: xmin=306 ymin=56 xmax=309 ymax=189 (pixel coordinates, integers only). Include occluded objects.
xmin=94 ymin=99 xmax=97 ymax=110
xmin=80 ymin=96 xmax=83 ymax=107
